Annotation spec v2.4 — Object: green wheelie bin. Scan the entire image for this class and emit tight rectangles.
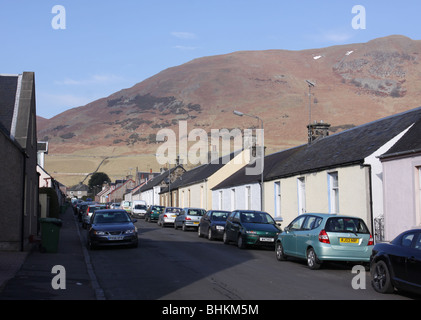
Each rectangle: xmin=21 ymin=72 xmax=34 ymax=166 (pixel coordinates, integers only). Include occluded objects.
xmin=39 ymin=218 xmax=62 ymax=253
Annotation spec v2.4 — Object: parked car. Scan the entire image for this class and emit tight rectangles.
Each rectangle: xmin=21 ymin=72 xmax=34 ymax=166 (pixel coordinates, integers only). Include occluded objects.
xmin=174 ymin=207 xmax=206 ymax=231
xmin=223 ymin=210 xmax=281 ymax=249
xmin=131 ymin=200 xmax=148 ymax=218
xmin=109 ymin=202 xmax=120 ymax=209
xmin=77 ymin=201 xmax=95 ymax=222
xmin=157 ymin=207 xmax=182 ymax=227
xmin=82 ymin=204 xmax=107 ymax=228
xmin=198 ymin=210 xmax=231 ymax=240
xmin=121 ymin=200 xmax=132 ymax=214
xmin=87 ymin=209 xmax=138 ymax=250
xmin=145 ymin=205 xmax=166 ymax=222
xmin=370 ymin=228 xmax=421 ymax=295
xmin=275 ymin=213 xmax=374 ymax=270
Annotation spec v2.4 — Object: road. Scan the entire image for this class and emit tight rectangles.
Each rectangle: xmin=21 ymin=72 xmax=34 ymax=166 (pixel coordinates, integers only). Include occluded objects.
xmin=83 ymin=218 xmax=411 ymax=301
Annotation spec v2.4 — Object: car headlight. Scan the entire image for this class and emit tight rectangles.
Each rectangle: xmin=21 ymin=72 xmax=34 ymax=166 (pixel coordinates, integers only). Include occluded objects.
xmin=124 ymin=229 xmax=136 ymax=234
xmin=216 ymin=225 xmax=224 ymax=231
xmin=246 ymin=230 xmax=257 ymax=234
xmin=93 ymin=230 xmax=106 ymax=236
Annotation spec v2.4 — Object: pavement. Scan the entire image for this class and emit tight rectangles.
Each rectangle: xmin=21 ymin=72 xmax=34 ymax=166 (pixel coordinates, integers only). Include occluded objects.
xmin=0 ymin=206 xmax=104 ymax=300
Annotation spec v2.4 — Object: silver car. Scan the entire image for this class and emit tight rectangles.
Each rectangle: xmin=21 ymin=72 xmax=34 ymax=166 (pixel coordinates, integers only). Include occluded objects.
xmin=174 ymin=207 xmax=206 ymax=231
xmin=158 ymin=207 xmax=182 ymax=227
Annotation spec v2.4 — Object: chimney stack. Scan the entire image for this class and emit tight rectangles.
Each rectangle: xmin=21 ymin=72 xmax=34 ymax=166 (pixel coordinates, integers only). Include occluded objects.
xmin=307 ymin=121 xmax=331 ymax=144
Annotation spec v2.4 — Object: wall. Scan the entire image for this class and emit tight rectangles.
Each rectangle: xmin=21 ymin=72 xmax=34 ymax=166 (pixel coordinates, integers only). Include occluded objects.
xmin=264 ymin=165 xmax=372 ymax=230
xmin=382 ymin=154 xmax=421 ymax=241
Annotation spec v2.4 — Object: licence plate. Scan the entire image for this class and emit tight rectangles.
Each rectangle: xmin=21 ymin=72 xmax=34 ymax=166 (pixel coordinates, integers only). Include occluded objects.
xmin=193 ymin=222 xmax=199 ymax=225
xmin=108 ymin=236 xmax=124 ymax=240
xmin=260 ymin=237 xmax=274 ymax=242
xmin=340 ymin=238 xmax=359 ymax=243
xmin=171 ymin=215 xmax=177 ymax=218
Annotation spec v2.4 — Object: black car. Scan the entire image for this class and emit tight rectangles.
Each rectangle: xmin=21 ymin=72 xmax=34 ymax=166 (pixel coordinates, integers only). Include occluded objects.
xmin=87 ymin=209 xmax=138 ymax=250
xmin=198 ymin=210 xmax=231 ymax=240
xmin=370 ymin=228 xmax=421 ymax=295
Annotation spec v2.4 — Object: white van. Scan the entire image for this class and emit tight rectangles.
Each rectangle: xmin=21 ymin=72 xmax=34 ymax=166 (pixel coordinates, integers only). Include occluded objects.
xmin=131 ymin=200 xmax=147 ymax=218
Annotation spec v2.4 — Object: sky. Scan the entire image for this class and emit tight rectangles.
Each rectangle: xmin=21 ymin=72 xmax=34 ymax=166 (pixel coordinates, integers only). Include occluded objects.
xmin=1 ymin=0 xmax=421 ymax=119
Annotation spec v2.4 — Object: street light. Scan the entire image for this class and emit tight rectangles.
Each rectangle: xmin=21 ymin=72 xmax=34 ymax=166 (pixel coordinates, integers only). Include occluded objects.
xmin=233 ymin=110 xmax=264 ymax=210
xmin=306 ymin=80 xmax=316 ymax=143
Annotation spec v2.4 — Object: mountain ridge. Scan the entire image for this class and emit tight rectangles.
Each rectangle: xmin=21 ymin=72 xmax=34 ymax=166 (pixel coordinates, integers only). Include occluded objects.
xmin=37 ymin=35 xmax=421 ymax=186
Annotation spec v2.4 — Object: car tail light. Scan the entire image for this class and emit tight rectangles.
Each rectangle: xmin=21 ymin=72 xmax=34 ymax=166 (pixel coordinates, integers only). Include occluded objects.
xmin=368 ymin=234 xmax=374 ymax=246
xmin=164 ymin=214 xmax=168 ymax=218
xmin=185 ymin=217 xmax=191 ymax=220
xmin=318 ymin=229 xmax=330 ymax=244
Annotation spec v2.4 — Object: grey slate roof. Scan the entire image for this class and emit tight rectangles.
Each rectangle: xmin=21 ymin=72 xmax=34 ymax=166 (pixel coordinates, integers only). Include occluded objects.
xmin=380 ymin=117 xmax=421 ymax=159
xmin=165 ymin=151 xmax=241 ymax=191
xmin=265 ymin=107 xmax=421 ymax=181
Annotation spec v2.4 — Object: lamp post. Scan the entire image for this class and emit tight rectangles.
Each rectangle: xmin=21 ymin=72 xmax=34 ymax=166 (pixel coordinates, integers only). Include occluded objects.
xmin=306 ymin=80 xmax=316 ymax=143
xmin=233 ymin=110 xmax=264 ymax=211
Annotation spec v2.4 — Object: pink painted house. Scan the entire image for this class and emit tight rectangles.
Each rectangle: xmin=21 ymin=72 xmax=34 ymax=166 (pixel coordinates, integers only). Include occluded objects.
xmin=380 ymin=118 xmax=421 ymax=241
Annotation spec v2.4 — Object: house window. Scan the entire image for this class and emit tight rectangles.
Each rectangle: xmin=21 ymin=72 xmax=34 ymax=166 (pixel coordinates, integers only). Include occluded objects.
xmin=245 ymin=186 xmax=251 ymax=210
xmin=328 ymin=172 xmax=339 ymax=214
xmin=231 ymin=188 xmax=236 ymax=211
xmin=297 ymin=177 xmax=306 ymax=214
xmin=274 ymin=181 xmax=281 ymax=218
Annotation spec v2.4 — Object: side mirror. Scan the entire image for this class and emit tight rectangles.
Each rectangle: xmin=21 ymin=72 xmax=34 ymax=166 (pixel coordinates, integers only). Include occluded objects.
xmin=274 ymin=217 xmax=283 ymax=226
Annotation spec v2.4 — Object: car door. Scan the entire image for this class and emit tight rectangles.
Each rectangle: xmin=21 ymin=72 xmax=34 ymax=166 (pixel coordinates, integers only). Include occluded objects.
xmin=176 ymin=209 xmax=186 ymax=227
xmin=225 ymin=211 xmax=239 ymax=241
xmin=282 ymin=215 xmax=306 ymax=256
xmin=389 ymin=232 xmax=415 ymax=282
xmin=200 ymin=211 xmax=210 ymax=234
xmin=406 ymin=231 xmax=421 ymax=287
xmin=295 ymin=215 xmax=321 ymax=258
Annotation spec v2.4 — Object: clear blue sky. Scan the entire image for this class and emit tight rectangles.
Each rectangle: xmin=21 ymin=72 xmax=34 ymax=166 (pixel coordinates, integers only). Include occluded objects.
xmin=1 ymin=0 xmax=420 ymax=118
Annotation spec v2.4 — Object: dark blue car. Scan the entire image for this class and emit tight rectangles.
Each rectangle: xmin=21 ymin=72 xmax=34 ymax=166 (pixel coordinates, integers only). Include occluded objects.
xmin=370 ymin=228 xmax=421 ymax=295
xmin=198 ymin=210 xmax=231 ymax=240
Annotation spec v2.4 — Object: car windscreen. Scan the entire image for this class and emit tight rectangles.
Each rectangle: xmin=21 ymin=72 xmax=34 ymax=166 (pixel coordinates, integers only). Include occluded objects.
xmin=93 ymin=212 xmax=131 ymax=224
xmin=240 ymin=212 xmax=275 ymax=224
xmin=211 ymin=212 xmax=229 ymax=221
xmin=134 ymin=205 xmax=147 ymax=210
xmin=166 ymin=208 xmax=181 ymax=213
xmin=325 ymin=217 xmax=369 ymax=234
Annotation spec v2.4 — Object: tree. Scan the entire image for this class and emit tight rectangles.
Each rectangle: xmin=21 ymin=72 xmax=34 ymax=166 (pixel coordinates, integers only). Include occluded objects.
xmin=88 ymin=172 xmax=111 ymax=190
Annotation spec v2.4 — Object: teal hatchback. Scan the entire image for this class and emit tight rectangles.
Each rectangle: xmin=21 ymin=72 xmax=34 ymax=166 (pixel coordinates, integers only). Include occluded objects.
xmin=275 ymin=213 xmax=374 ymax=269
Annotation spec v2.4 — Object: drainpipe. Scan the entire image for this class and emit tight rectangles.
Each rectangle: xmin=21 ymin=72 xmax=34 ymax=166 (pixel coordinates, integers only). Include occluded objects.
xmin=364 ymin=164 xmax=375 ymax=237
xmin=20 ymin=150 xmax=28 ymax=252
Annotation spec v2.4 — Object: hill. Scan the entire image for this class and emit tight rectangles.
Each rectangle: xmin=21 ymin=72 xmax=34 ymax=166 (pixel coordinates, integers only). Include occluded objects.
xmin=37 ymin=35 xmax=421 ymax=186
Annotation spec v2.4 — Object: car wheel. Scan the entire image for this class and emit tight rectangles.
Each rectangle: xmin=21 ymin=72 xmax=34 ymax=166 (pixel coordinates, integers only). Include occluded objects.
xmin=275 ymin=241 xmax=287 ymax=261
xmin=306 ymin=247 xmax=321 ymax=270
xmin=223 ymin=232 xmax=229 ymax=244
xmin=198 ymin=226 xmax=203 ymax=237
xmin=208 ymin=228 xmax=213 ymax=241
xmin=237 ymin=235 xmax=246 ymax=249
xmin=182 ymin=223 xmax=187 ymax=231
xmin=371 ymin=260 xmax=394 ymax=294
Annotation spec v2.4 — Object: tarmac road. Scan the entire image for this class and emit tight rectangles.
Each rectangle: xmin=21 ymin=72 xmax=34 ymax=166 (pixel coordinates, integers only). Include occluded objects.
xmin=85 ymin=218 xmax=412 ymax=300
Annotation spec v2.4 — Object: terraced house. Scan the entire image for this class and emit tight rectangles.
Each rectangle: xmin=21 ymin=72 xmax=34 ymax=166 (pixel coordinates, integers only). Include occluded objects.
xmin=213 ymin=107 xmax=421 ymax=242
xmin=0 ymin=72 xmax=39 ymax=251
